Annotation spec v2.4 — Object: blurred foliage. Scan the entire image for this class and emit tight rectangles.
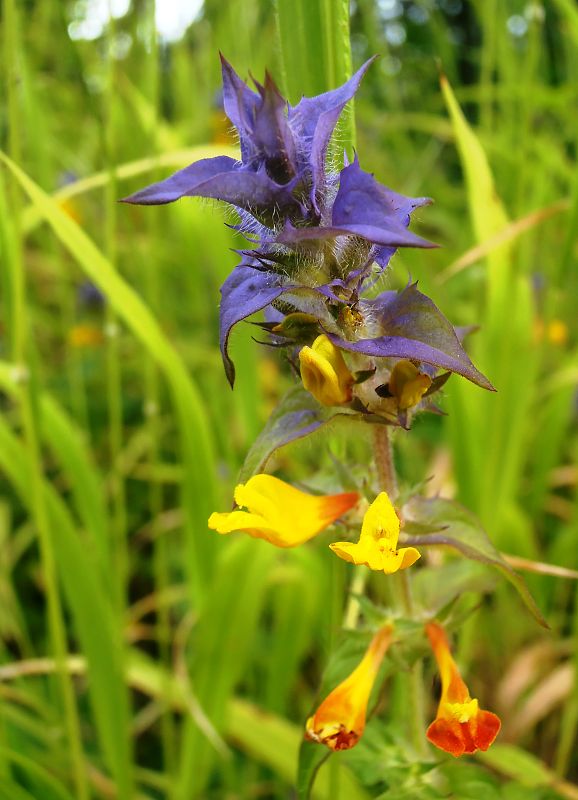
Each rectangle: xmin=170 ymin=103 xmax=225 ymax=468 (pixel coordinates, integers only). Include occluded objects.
xmin=0 ymin=0 xmax=578 ymax=798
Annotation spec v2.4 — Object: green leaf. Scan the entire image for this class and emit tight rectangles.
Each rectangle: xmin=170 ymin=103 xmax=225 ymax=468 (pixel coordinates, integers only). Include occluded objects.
xmin=0 ymin=149 xmax=217 ymax=606
xmin=0 ymin=746 xmax=76 ymax=800
xmin=296 ymin=740 xmax=331 ymax=800
xmin=0 ymin=420 xmax=133 ymax=796
xmin=126 ymin=651 xmax=369 ymax=800
xmin=239 ymin=386 xmax=388 ymax=482
xmin=476 ymin=744 xmax=557 ymax=788
xmin=275 ymin=0 xmax=355 ymax=163
xmin=440 ymin=760 xmax=502 ymax=800
xmin=403 ymin=497 xmax=548 ymax=629
xmin=440 ymin=72 xmax=509 ymax=232
xmin=412 ymin=560 xmax=498 ymax=617
xmin=239 ymin=386 xmax=331 ymax=480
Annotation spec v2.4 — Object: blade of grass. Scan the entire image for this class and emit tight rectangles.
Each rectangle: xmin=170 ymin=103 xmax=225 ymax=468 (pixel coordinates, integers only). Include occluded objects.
xmin=0 ymin=417 xmax=133 ymax=796
xmin=0 ymin=150 xmax=217 ymax=607
xmin=1 ymin=4 xmax=89 ymax=792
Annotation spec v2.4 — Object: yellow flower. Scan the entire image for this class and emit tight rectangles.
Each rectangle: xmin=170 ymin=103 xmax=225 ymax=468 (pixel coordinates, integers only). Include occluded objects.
xmin=305 ymin=624 xmax=393 ymax=751
xmin=425 ymin=622 xmax=501 ymax=757
xmin=67 ymin=324 xmax=104 ymax=348
xmin=299 ymin=335 xmax=354 ymax=406
xmin=389 ymin=360 xmax=431 ymax=410
xmin=208 ymin=474 xmax=359 ymax=548
xmin=330 ymin=492 xmax=420 ymax=574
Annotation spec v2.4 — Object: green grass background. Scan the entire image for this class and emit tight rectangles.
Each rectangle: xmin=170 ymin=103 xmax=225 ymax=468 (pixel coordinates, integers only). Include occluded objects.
xmin=1 ymin=0 xmax=578 ymax=797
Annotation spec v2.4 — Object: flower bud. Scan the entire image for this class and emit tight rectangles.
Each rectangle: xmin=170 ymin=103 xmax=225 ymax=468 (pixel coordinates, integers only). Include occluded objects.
xmin=389 ymin=360 xmax=431 ymax=410
xmin=299 ymin=335 xmax=354 ymax=406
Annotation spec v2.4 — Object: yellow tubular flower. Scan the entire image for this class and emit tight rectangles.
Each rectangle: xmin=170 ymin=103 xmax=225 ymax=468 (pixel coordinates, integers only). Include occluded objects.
xmin=330 ymin=492 xmax=420 ymax=574
xmin=425 ymin=622 xmax=501 ymax=757
xmin=305 ymin=624 xmax=393 ymax=751
xmin=208 ymin=474 xmax=359 ymax=548
xmin=299 ymin=334 xmax=354 ymax=406
xmin=389 ymin=360 xmax=432 ymax=410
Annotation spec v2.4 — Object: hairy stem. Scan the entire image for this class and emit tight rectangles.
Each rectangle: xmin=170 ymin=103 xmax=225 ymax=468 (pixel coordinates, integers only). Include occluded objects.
xmin=373 ymin=426 xmax=398 ymax=498
xmin=375 ymin=427 xmax=428 ymax=756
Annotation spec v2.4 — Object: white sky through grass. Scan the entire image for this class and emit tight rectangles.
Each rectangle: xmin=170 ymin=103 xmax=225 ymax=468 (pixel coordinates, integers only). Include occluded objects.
xmin=68 ymin=0 xmax=204 ymax=43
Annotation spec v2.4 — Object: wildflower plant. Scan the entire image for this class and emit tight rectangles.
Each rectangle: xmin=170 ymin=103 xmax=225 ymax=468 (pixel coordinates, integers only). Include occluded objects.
xmin=124 ymin=56 xmax=547 ymax=797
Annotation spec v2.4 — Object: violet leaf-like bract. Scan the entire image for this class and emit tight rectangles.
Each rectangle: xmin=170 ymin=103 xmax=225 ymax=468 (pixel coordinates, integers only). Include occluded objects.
xmin=328 ymin=284 xmax=494 ymax=390
xmin=220 ymin=266 xmax=293 ymax=385
xmin=122 ymin=56 xmax=451 ymax=387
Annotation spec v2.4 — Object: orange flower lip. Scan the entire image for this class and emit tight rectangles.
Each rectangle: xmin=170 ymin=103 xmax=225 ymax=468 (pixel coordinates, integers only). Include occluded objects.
xmin=305 ymin=624 xmax=393 ymax=751
xmin=425 ymin=622 xmax=501 ymax=757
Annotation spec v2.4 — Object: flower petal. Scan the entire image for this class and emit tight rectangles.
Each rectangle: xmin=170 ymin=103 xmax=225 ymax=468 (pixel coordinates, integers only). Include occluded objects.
xmin=299 ymin=335 xmax=353 ymax=406
xmin=474 ymin=710 xmax=502 ymax=751
xmin=397 ymin=546 xmax=422 ymax=570
xmin=208 ymin=510 xmax=284 ymax=546
xmin=329 ymin=539 xmax=384 ymax=570
xmin=211 ymin=474 xmax=359 ymax=548
xmin=360 ymin=492 xmax=399 ymax=544
xmin=305 ymin=623 xmax=393 ymax=751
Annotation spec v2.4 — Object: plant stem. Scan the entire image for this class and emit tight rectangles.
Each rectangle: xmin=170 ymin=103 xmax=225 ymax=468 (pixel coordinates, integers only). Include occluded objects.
xmin=375 ymin=427 xmax=428 ymax=757
xmin=343 ymin=569 xmax=367 ymax=630
xmin=373 ymin=426 xmax=398 ymax=498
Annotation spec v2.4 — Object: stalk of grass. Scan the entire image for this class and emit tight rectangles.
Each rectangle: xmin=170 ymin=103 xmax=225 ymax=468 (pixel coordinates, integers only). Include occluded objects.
xmin=2 ymin=2 xmax=89 ymax=797
xmin=142 ymin=0 xmax=177 ymax=788
xmin=104 ymin=10 xmax=130 ymax=619
xmin=0 ymin=149 xmax=218 ymax=603
xmin=0 ymin=416 xmax=133 ymax=796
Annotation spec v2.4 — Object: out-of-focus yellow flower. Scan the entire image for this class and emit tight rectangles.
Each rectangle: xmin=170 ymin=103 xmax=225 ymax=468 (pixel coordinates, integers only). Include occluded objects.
xmin=208 ymin=474 xmax=359 ymax=548
xmin=389 ymin=360 xmax=431 ymax=410
xmin=330 ymin=492 xmax=420 ymax=574
xmin=299 ymin=335 xmax=354 ymax=406
xmin=425 ymin=622 xmax=501 ymax=757
xmin=534 ymin=318 xmax=569 ymax=347
xmin=547 ymin=320 xmax=569 ymax=346
xmin=305 ymin=624 xmax=393 ymax=751
xmin=68 ymin=324 xmax=104 ymax=348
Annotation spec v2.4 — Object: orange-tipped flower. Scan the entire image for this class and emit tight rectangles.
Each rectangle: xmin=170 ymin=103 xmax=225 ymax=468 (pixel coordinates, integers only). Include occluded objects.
xmin=330 ymin=492 xmax=420 ymax=574
xmin=305 ymin=624 xmax=393 ymax=751
xmin=208 ymin=474 xmax=359 ymax=548
xmin=425 ymin=622 xmax=501 ymax=757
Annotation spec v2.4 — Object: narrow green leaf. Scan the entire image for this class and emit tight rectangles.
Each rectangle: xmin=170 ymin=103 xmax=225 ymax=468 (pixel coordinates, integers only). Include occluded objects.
xmin=403 ymin=497 xmax=548 ymax=628
xmin=0 ymin=745 xmax=76 ymax=800
xmin=0 ymin=150 xmax=217 ymax=605
xmin=0 ymin=420 xmax=132 ymax=794
xmin=126 ymin=651 xmax=369 ymax=800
